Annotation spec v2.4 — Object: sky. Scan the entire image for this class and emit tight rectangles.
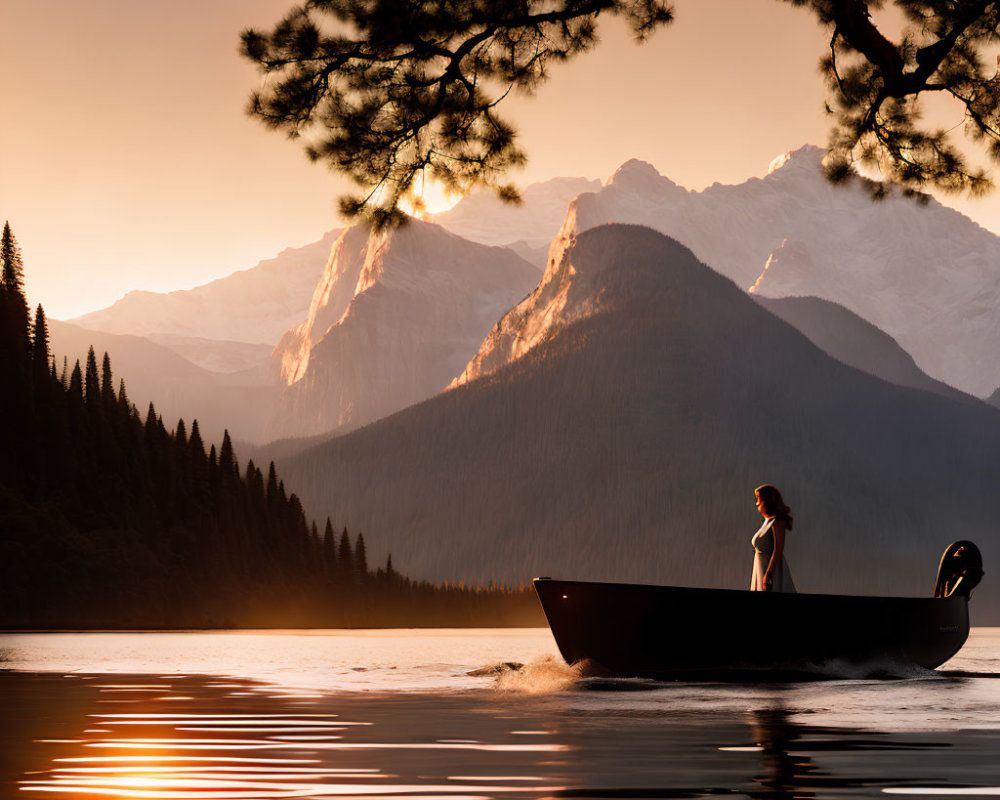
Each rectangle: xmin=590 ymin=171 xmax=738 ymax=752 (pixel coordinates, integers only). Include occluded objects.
xmin=4 ymin=0 xmax=999 ymax=319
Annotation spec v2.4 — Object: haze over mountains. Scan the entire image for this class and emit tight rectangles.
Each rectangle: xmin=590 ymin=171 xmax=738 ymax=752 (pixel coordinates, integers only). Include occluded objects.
xmin=64 ymin=148 xmax=1000 ymax=431
xmin=55 ymin=178 xmax=597 ymax=443
xmin=46 ymin=145 xmax=1000 ymax=619
xmin=72 ymin=229 xmax=341 ymax=370
xmin=753 ymin=296 xmax=973 ymax=406
xmin=278 ymin=225 xmax=1000 ymax=621
xmin=38 ymin=143 xmax=1000 ymax=620
xmin=48 ymin=320 xmax=280 ymax=445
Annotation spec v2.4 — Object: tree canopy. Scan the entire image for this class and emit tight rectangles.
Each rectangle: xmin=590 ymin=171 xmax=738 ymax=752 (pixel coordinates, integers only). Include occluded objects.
xmin=242 ymin=0 xmax=1000 ymax=223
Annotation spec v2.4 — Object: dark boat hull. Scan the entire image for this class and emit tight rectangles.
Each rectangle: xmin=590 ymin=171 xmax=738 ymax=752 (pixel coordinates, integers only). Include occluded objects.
xmin=533 ymin=578 xmax=970 ymax=680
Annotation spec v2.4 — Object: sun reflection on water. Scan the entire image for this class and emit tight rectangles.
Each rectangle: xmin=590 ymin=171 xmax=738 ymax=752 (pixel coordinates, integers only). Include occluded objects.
xmin=17 ymin=676 xmax=568 ymax=800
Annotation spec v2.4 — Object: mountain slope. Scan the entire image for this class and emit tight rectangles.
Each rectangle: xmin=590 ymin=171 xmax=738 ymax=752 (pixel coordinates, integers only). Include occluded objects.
xmin=753 ymin=295 xmax=973 ymax=405
xmin=71 ymin=228 xmax=341 ymax=350
xmin=556 ymin=147 xmax=1000 ymax=396
xmin=267 ymin=219 xmax=541 ymax=439
xmin=277 ymin=225 xmax=1000 ymax=621
xmin=49 ymin=320 xmax=279 ymax=445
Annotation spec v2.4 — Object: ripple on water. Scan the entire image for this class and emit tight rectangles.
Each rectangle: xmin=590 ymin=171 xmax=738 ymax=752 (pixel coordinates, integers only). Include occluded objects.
xmin=2 ymin=629 xmax=1000 ymax=799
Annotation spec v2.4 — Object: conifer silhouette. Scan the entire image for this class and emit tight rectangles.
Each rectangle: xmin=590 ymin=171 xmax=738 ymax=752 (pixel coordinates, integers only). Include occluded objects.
xmin=0 ymin=229 xmax=540 ymax=627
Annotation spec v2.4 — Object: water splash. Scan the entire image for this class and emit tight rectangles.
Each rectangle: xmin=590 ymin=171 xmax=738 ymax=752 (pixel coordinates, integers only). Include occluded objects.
xmin=492 ymin=656 xmax=582 ymax=694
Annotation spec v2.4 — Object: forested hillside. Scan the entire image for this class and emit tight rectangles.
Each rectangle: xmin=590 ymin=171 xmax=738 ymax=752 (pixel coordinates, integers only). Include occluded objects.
xmin=0 ymin=223 xmax=539 ymax=628
xmin=277 ymin=225 xmax=1000 ymax=622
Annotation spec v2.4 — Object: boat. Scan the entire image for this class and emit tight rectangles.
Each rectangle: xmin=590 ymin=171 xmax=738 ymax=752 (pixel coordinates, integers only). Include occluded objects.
xmin=533 ymin=540 xmax=983 ymax=680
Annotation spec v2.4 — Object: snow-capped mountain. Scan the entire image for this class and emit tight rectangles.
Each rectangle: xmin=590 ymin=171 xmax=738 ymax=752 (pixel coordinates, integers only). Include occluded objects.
xmin=266 ymin=218 xmax=541 ymax=439
xmin=553 ymin=146 xmax=1000 ymax=397
xmin=276 ymin=225 xmax=1000 ymax=619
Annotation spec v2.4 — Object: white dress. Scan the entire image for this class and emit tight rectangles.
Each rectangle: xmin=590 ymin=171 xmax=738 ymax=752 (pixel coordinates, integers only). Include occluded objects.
xmin=750 ymin=517 xmax=796 ymax=592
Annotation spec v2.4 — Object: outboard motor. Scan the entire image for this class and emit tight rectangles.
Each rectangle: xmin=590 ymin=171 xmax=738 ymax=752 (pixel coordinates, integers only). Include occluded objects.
xmin=934 ymin=540 xmax=984 ymax=598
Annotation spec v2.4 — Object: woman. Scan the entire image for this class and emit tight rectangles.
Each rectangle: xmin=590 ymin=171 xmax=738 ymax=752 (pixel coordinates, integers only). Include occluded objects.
xmin=750 ymin=484 xmax=796 ymax=593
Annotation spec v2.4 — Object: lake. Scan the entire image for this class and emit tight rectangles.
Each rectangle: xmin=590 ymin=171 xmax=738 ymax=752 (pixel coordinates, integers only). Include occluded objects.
xmin=2 ymin=628 xmax=999 ymax=798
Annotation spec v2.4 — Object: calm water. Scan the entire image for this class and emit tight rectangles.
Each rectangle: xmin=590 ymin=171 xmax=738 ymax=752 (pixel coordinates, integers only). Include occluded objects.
xmin=2 ymin=628 xmax=999 ymax=799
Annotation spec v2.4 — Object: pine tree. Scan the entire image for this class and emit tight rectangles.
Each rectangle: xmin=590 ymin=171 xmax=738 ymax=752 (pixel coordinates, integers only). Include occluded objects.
xmin=30 ymin=305 xmax=52 ymax=404
xmin=101 ymin=352 xmax=115 ymax=405
xmin=0 ymin=221 xmax=30 ymax=351
xmin=175 ymin=418 xmax=187 ymax=448
xmin=266 ymin=461 xmax=278 ymax=500
xmin=31 ymin=304 xmax=49 ymax=366
xmin=117 ymin=379 xmax=130 ymax=410
xmin=219 ymin=430 xmax=237 ymax=479
xmin=187 ymin=419 xmax=211 ymax=517
xmin=323 ymin=518 xmax=337 ymax=578
xmin=338 ymin=528 xmax=353 ymax=579
xmin=0 ymin=222 xmax=25 ymax=292
xmin=355 ymin=533 xmax=368 ymax=581
xmin=68 ymin=360 xmax=84 ymax=400
xmin=189 ymin=419 xmax=205 ymax=459
xmin=84 ymin=346 xmax=100 ymax=404
xmin=243 ymin=2 xmax=1000 ymax=212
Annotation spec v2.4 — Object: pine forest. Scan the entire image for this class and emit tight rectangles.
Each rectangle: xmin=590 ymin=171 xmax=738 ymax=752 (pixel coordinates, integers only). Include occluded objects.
xmin=0 ymin=222 xmax=541 ymax=628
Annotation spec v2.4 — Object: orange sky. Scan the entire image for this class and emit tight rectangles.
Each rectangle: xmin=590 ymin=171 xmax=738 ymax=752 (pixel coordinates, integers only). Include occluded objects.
xmin=3 ymin=0 xmax=998 ymax=319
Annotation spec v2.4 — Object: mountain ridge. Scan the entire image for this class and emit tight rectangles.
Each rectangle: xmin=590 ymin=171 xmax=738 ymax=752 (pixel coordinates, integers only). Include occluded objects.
xmin=556 ymin=146 xmax=1000 ymax=397
xmin=276 ymin=224 xmax=1000 ymax=620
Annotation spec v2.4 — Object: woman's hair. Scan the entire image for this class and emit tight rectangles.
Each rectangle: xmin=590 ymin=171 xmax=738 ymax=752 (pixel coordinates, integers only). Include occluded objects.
xmin=755 ymin=484 xmax=793 ymax=530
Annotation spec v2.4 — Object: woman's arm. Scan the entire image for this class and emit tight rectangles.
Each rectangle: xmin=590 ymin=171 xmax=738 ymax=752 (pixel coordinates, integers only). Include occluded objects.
xmin=765 ymin=520 xmax=786 ymax=589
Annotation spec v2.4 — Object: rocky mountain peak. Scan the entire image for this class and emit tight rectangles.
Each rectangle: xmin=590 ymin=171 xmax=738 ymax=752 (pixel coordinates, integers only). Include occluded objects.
xmin=548 ymin=143 xmax=1000 ymax=396
xmin=766 ymin=144 xmax=827 ymax=176
xmin=266 ymin=218 xmax=541 ymax=439
xmin=605 ymin=158 xmax=683 ymax=196
xmin=453 ymin=224 xmax=710 ymax=387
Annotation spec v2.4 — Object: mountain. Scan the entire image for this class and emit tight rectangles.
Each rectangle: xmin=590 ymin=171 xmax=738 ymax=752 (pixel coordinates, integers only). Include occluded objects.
xmin=275 ymin=224 xmax=1000 ymax=621
xmin=144 ymin=334 xmax=274 ymax=375
xmin=67 ymin=175 xmax=599 ymax=362
xmin=267 ymin=219 xmax=541 ymax=439
xmin=57 ymin=229 xmax=342 ymax=443
xmin=48 ymin=319 xmax=279 ymax=445
xmin=555 ymin=146 xmax=1000 ymax=397
xmin=752 ymin=296 xmax=973 ymax=405
xmin=431 ymin=176 xmax=601 ymax=261
xmin=71 ymin=228 xmax=341 ymax=364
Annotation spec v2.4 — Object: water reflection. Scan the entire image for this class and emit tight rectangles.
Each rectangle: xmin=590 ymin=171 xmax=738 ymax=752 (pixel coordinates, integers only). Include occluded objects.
xmin=4 ymin=672 xmax=999 ymax=799
xmin=10 ymin=674 xmax=569 ymax=799
xmin=745 ymin=710 xmax=817 ymax=800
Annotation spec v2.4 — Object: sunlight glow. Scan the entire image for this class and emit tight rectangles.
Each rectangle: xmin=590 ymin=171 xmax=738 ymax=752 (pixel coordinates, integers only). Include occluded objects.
xmin=20 ymin=774 xmax=560 ymax=798
xmin=399 ymin=173 xmax=461 ymax=218
xmin=51 ymin=768 xmax=377 ymax=775
xmin=91 ymin=714 xmax=341 ymax=719
xmin=54 ymin=758 xmax=321 ymax=764
xmin=101 ymin=720 xmax=355 ymax=726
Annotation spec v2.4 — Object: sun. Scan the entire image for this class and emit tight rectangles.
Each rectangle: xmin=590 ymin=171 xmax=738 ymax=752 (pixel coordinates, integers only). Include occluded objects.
xmin=400 ymin=174 xmax=462 ymax=218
